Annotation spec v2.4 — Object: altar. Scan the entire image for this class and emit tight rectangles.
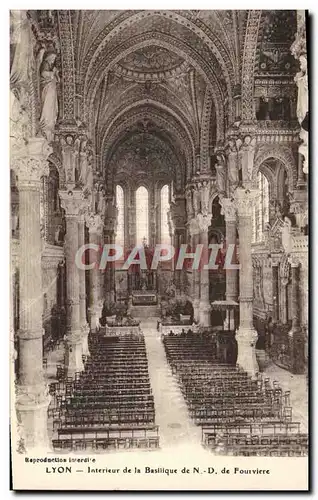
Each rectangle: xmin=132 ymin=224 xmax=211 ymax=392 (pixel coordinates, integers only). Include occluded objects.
xmin=132 ymin=290 xmax=157 ymax=306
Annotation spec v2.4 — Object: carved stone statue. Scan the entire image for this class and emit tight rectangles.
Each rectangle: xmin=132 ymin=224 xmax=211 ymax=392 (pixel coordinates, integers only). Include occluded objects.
xmin=200 ymin=180 xmax=210 ymax=217
xmin=295 ymin=55 xmax=308 ymax=126
xmin=281 ymin=216 xmax=292 ymax=255
xmin=97 ymin=186 xmax=106 ymax=217
xmin=38 ymin=48 xmax=59 ymax=143
xmin=10 ymin=11 xmax=35 ymax=88
xmin=295 ymin=55 xmax=308 ymax=174
xmin=215 ymin=156 xmax=226 ymax=194
xmin=192 ymin=187 xmax=200 ymax=216
xmin=226 ymin=141 xmax=239 ymax=194
xmin=78 ymin=152 xmax=88 ymax=187
xmin=185 ymin=188 xmax=193 ymax=220
xmin=10 ymin=90 xmax=29 ymax=150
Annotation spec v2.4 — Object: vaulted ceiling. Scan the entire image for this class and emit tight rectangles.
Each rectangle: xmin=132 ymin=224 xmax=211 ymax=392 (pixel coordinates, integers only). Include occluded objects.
xmin=29 ymin=10 xmax=298 ymax=192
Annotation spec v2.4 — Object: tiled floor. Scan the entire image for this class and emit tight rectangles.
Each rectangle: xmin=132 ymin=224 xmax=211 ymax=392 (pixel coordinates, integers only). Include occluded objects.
xmin=44 ymin=321 xmax=308 ymax=447
xmin=141 ymin=318 xmax=203 ymax=451
xmin=263 ymin=361 xmax=308 ymax=432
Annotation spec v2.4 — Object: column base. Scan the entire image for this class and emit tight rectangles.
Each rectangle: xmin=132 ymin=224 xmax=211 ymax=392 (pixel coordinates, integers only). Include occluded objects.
xmin=81 ymin=324 xmax=90 ymax=357
xmin=15 ymin=383 xmax=51 ymax=451
xmin=127 ymin=296 xmax=133 ymax=315
xmin=199 ymin=301 xmax=211 ymax=327
xmin=65 ymin=334 xmax=84 ymax=376
xmin=235 ymin=327 xmax=259 ymax=378
xmin=89 ymin=302 xmax=104 ymax=333
xmin=288 ymin=327 xmax=305 ymax=374
xmin=193 ymin=298 xmax=200 ymax=323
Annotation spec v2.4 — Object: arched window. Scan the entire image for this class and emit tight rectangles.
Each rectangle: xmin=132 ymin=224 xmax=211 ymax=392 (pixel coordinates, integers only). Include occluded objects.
xmin=252 ymin=171 xmax=269 ymax=243
xmin=160 ymin=185 xmax=170 ymax=244
xmin=115 ymin=185 xmax=125 ymax=246
xmin=136 ymin=186 xmax=149 ymax=246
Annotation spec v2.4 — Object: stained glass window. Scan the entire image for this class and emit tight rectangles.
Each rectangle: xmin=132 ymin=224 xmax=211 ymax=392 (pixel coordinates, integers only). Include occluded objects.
xmin=136 ymin=186 xmax=149 ymax=246
xmin=252 ymin=171 xmax=269 ymax=243
xmin=161 ymin=184 xmax=170 ymax=244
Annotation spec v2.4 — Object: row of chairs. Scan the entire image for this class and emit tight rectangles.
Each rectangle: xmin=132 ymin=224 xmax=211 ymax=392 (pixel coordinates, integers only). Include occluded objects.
xmin=50 ymin=332 xmax=159 ymax=451
xmin=163 ymin=333 xmax=308 ymax=457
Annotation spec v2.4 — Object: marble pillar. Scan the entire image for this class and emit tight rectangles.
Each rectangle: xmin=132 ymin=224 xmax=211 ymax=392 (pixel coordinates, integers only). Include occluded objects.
xmin=289 ymin=261 xmax=304 ymax=373
xmin=198 ymin=214 xmax=212 ymax=326
xmin=86 ymin=213 xmax=104 ymax=332
xmin=12 ymin=137 xmax=52 ymax=450
xmin=193 ymin=232 xmax=201 ymax=323
xmin=78 ymin=215 xmax=90 ymax=356
xmin=59 ymin=190 xmax=89 ymax=376
xmin=234 ymin=188 xmax=259 ymax=378
xmin=272 ymin=263 xmax=279 ymax=322
xmin=220 ymin=197 xmax=238 ymax=330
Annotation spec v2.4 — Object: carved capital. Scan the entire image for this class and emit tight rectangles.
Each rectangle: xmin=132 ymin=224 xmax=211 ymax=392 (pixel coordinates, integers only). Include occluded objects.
xmin=289 ymin=255 xmax=301 ymax=268
xmin=85 ymin=212 xmax=104 ymax=235
xmin=187 ymin=217 xmax=200 ymax=237
xmin=59 ymin=189 xmax=90 ymax=218
xmin=219 ymin=197 xmax=237 ymax=223
xmin=196 ymin=213 xmax=212 ymax=233
xmin=234 ymin=187 xmax=258 ymax=217
xmin=11 ymin=138 xmax=52 ymax=188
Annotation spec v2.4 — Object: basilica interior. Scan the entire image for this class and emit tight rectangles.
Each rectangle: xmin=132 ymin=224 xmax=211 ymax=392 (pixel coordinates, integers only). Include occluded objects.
xmin=10 ymin=10 xmax=308 ymax=455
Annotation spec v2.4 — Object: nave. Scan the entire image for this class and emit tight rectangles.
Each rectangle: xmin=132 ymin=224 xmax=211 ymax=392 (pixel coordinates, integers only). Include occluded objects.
xmin=10 ymin=10 xmax=308 ymax=457
xmin=45 ymin=315 xmax=308 ymax=457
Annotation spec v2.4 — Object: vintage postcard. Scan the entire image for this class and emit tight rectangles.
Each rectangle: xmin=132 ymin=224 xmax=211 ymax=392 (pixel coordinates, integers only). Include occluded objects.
xmin=10 ymin=9 xmax=309 ymax=491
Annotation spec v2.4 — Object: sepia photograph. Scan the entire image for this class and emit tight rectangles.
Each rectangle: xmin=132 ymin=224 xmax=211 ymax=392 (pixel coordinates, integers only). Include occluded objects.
xmin=9 ymin=8 xmax=309 ymax=491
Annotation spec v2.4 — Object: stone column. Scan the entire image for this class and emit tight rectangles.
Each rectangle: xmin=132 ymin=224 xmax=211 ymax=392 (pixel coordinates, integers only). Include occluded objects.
xmin=192 ymin=231 xmax=201 ymax=323
xmin=197 ymin=214 xmax=212 ymax=326
xmin=12 ymin=138 xmax=52 ymax=450
xmin=78 ymin=214 xmax=90 ymax=356
xmin=59 ymin=190 xmax=89 ymax=376
xmin=86 ymin=213 xmax=104 ymax=331
xmin=289 ymin=261 xmax=304 ymax=373
xmin=234 ymin=188 xmax=259 ymax=377
xmin=170 ymin=196 xmax=186 ymax=296
xmin=220 ymin=197 xmax=238 ymax=329
xmin=173 ymin=230 xmax=182 ymax=294
xmin=272 ymin=262 xmax=279 ymax=322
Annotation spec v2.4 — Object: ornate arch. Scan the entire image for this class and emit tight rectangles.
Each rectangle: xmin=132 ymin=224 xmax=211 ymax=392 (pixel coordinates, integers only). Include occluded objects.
xmin=94 ymin=82 xmax=195 ymax=147
xmin=209 ymin=190 xmax=221 ymax=215
xmin=84 ymin=35 xmax=226 ymax=140
xmin=101 ymin=99 xmax=195 ymax=159
xmin=253 ymin=144 xmax=297 ymax=192
xmin=257 ymin=161 xmax=275 ymax=200
xmin=48 ymin=152 xmax=65 ymax=188
xmin=81 ymin=10 xmax=235 ymax=110
xmin=241 ymin=10 xmax=262 ymax=121
xmin=101 ymin=105 xmax=193 ymax=183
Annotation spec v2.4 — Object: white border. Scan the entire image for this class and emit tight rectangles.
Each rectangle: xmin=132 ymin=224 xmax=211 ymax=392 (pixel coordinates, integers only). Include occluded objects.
xmin=1 ymin=4 xmax=317 ymax=499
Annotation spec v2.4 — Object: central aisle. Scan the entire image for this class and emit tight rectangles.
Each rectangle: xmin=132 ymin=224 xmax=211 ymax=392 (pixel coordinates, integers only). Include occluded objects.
xmin=141 ymin=318 xmax=203 ymax=451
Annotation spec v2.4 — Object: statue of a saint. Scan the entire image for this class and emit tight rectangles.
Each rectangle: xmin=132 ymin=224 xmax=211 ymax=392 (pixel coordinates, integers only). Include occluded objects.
xmin=200 ymin=180 xmax=210 ymax=217
xmin=192 ymin=187 xmax=200 ymax=216
xmin=97 ymin=186 xmax=106 ymax=216
xmin=295 ymin=55 xmax=308 ymax=126
xmin=215 ymin=158 xmax=226 ymax=194
xmin=10 ymin=11 xmax=35 ymax=88
xmin=38 ymin=48 xmax=59 ymax=143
